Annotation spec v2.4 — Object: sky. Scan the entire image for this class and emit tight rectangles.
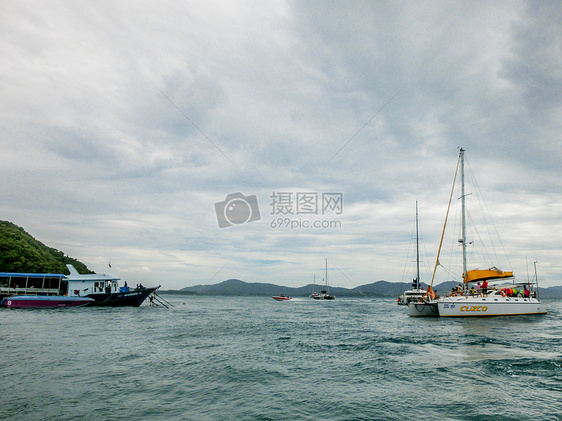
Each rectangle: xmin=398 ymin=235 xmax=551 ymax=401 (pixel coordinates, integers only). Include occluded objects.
xmin=1 ymin=1 xmax=561 ymax=289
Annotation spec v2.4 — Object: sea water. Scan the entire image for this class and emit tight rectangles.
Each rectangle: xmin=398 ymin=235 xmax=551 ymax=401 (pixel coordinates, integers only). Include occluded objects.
xmin=1 ymin=296 xmax=561 ymax=420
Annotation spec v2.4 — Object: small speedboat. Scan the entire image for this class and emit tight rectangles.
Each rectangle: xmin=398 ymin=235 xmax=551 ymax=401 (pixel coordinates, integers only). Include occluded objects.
xmin=1 ymin=295 xmax=95 ymax=308
xmin=272 ymin=295 xmax=291 ymax=301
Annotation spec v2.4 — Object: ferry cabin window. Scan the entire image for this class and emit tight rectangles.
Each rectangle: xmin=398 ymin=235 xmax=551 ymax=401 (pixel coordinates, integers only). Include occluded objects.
xmin=0 ymin=276 xmax=9 ymax=287
xmin=27 ymin=277 xmax=40 ymax=289
xmin=43 ymin=276 xmax=62 ymax=290
xmin=10 ymin=276 xmax=28 ymax=288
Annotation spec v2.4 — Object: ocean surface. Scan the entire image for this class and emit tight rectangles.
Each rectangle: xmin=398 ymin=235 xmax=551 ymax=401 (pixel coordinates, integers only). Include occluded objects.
xmin=1 ymin=295 xmax=561 ymax=421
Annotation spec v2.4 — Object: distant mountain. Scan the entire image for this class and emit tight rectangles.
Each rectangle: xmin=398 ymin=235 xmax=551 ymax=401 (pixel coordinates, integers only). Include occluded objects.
xmin=176 ymin=278 xmax=562 ymax=299
xmin=179 ymin=279 xmax=309 ymax=296
xmin=0 ymin=220 xmax=92 ymax=274
xmin=541 ymin=285 xmax=562 ymax=299
xmin=179 ymin=279 xmax=446 ymax=298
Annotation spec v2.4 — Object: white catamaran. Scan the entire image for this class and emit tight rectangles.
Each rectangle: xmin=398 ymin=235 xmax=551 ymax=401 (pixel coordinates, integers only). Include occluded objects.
xmin=409 ymin=148 xmax=546 ymax=317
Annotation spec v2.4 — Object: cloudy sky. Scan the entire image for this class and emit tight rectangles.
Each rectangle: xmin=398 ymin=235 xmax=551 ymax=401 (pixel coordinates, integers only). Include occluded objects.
xmin=1 ymin=1 xmax=560 ymax=289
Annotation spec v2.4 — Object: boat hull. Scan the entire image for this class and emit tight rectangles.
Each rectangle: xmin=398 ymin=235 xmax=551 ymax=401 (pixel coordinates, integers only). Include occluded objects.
xmin=437 ymin=296 xmax=546 ymax=317
xmin=398 ymin=289 xmax=426 ymax=305
xmin=408 ymin=301 xmax=439 ymax=317
xmin=272 ymin=296 xmax=291 ymax=301
xmin=85 ymin=287 xmax=157 ymax=307
xmin=1 ymin=295 xmax=94 ymax=308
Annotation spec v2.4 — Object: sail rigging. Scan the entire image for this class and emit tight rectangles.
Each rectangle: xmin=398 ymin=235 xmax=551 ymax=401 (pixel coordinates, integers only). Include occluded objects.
xmin=429 ymin=151 xmax=461 ymax=289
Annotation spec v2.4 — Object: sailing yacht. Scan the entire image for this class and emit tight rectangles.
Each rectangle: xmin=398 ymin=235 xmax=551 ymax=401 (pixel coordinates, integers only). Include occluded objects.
xmin=311 ymin=259 xmax=335 ymax=300
xmin=409 ymin=148 xmax=546 ymax=317
xmin=397 ymin=201 xmax=427 ymax=305
xmin=309 ymin=274 xmax=319 ymax=298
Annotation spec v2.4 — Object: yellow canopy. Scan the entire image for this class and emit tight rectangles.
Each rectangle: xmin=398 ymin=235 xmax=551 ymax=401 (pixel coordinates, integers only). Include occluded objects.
xmin=464 ymin=267 xmax=513 ymax=283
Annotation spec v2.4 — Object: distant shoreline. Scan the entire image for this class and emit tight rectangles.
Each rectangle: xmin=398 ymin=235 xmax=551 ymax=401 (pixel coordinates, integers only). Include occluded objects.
xmin=159 ymin=278 xmax=562 ymax=299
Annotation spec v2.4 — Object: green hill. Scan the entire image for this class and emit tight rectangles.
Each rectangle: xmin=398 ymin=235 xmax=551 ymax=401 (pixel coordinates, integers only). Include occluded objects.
xmin=0 ymin=220 xmax=92 ymax=274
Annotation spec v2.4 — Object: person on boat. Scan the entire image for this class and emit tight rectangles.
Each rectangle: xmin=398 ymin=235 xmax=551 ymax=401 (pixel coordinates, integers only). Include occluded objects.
xmin=482 ymin=280 xmax=488 ymax=295
xmin=476 ymin=282 xmax=481 ymax=295
xmin=425 ymin=286 xmax=436 ymax=300
xmin=469 ymin=286 xmax=476 ymax=296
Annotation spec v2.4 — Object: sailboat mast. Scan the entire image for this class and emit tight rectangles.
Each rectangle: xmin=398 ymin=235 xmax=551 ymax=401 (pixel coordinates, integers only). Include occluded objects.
xmin=460 ymin=148 xmax=468 ymax=283
xmin=534 ymin=261 xmax=540 ymax=300
xmin=325 ymin=258 xmax=329 ymax=293
xmin=415 ymin=201 xmax=420 ymax=287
